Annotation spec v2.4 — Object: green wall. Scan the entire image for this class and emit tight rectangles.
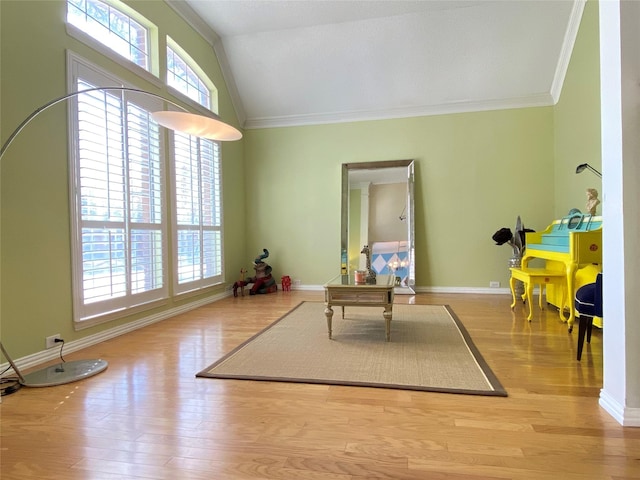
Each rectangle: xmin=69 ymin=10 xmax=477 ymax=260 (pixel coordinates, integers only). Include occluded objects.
xmin=242 ymin=0 xmax=600 ymax=291
xmin=554 ymin=0 xmax=602 ymax=218
xmin=0 ymin=0 xmax=245 ymax=359
xmin=244 ymin=108 xmax=555 ymax=288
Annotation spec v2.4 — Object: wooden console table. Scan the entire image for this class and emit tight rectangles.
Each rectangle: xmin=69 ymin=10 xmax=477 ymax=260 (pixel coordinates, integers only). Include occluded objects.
xmin=323 ymin=274 xmax=395 ymax=341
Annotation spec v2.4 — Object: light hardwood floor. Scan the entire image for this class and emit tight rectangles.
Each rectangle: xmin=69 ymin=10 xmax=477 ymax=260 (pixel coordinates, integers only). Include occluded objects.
xmin=2 ymin=290 xmax=639 ymax=479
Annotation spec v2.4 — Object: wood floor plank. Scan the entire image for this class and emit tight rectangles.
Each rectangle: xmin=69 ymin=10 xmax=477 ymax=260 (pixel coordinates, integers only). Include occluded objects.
xmin=2 ymin=291 xmax=638 ymax=479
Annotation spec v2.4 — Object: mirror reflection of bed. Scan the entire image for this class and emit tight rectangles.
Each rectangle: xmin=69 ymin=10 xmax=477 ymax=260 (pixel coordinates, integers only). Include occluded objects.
xmin=370 ymin=241 xmax=409 ymax=287
xmin=341 ymin=159 xmax=415 ymax=294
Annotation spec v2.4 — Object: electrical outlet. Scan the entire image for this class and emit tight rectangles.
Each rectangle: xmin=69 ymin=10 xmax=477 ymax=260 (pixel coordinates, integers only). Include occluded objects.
xmin=294 ymin=279 xmax=301 ymax=287
xmin=45 ymin=334 xmax=62 ymax=349
xmin=489 ymin=281 xmax=500 ymax=288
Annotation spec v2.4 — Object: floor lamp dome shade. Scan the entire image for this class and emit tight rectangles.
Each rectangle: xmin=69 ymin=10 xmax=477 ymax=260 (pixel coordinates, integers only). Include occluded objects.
xmin=0 ymin=86 xmax=241 ymax=159
xmin=152 ymin=111 xmax=242 ymax=141
xmin=0 ymin=87 xmax=239 ymax=388
xmin=575 ymin=163 xmax=602 ymax=178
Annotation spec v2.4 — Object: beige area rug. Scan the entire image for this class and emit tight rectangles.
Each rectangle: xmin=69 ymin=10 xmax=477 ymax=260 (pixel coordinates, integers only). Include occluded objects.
xmin=197 ymin=302 xmax=506 ymax=396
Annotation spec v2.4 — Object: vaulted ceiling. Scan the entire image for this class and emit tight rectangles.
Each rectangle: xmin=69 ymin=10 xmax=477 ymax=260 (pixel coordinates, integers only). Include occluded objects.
xmin=168 ymin=0 xmax=584 ymax=130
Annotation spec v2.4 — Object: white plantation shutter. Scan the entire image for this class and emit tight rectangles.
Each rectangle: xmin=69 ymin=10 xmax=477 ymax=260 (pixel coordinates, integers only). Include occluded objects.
xmin=70 ymin=59 xmax=167 ymax=324
xmin=173 ymin=132 xmax=222 ymax=292
xmin=168 ymin=44 xmax=223 ymax=293
xmin=68 ymin=48 xmax=222 ymax=325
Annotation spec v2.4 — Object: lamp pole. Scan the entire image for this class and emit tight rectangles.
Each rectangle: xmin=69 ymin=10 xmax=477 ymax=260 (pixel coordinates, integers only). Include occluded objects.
xmin=0 ymin=86 xmax=240 ymax=388
xmin=1 ymin=86 xmax=241 ymax=160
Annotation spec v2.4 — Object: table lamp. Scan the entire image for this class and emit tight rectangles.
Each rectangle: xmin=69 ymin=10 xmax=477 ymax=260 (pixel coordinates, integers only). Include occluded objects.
xmin=575 ymin=163 xmax=602 ymax=178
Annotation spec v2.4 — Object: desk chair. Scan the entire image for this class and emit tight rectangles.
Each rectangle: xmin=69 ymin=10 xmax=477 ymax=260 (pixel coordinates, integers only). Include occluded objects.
xmin=574 ymin=272 xmax=602 ymax=361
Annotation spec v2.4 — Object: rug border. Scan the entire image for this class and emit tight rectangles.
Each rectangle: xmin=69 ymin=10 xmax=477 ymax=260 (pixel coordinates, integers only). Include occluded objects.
xmin=196 ymin=301 xmax=507 ymax=397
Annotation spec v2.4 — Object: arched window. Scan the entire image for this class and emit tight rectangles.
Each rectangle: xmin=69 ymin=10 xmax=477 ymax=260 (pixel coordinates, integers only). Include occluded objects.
xmin=166 ymin=40 xmax=223 ymax=293
xmin=65 ymin=2 xmax=226 ymax=326
xmin=167 ymin=47 xmax=210 ymax=109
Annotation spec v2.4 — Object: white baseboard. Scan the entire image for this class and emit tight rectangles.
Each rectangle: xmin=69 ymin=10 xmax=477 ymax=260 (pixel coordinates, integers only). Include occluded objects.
xmin=294 ymin=285 xmax=513 ymax=295
xmin=291 ymin=284 xmax=322 ymax=291
xmin=1 ymin=290 xmax=232 ymax=375
xmin=600 ymin=389 xmax=640 ymax=427
xmin=415 ymin=286 xmax=512 ymax=295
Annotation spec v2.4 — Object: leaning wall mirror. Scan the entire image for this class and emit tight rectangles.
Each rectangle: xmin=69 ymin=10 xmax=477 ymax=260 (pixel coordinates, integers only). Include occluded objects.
xmin=341 ymin=159 xmax=415 ymax=294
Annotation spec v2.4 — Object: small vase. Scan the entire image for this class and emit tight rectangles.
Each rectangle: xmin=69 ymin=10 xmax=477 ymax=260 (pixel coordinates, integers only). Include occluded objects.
xmin=508 ymin=256 xmax=524 ymax=297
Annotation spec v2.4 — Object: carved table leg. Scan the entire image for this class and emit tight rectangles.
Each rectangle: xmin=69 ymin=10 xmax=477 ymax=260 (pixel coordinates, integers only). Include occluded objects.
xmin=324 ymin=305 xmax=334 ymax=339
xmin=525 ymin=279 xmax=535 ymax=321
xmin=510 ymin=275 xmax=518 ymax=309
xmin=383 ymin=307 xmax=392 ymax=342
xmin=557 ymin=284 xmax=568 ymax=322
xmin=566 ymin=266 xmax=577 ymax=332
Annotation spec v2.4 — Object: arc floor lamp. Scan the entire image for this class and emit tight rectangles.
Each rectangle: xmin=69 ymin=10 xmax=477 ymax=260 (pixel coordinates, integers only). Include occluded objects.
xmin=0 ymin=86 xmax=242 ymax=388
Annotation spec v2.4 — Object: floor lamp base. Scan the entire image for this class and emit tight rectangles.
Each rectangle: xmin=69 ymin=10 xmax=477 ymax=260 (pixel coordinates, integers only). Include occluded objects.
xmin=20 ymin=359 xmax=108 ymax=387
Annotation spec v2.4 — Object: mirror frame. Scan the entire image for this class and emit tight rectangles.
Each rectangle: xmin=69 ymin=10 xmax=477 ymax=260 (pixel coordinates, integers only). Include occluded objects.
xmin=341 ymin=159 xmax=415 ymax=294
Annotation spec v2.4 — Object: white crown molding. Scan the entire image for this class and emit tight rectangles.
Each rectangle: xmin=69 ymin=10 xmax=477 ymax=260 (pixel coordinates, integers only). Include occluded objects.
xmin=167 ymin=0 xmax=572 ymax=131
xmin=165 ymin=0 xmax=246 ymax=125
xmin=212 ymin=39 xmax=247 ymax=127
xmin=550 ymin=0 xmax=586 ymax=104
xmin=165 ymin=0 xmax=219 ymax=46
xmin=243 ymin=94 xmax=555 ymax=130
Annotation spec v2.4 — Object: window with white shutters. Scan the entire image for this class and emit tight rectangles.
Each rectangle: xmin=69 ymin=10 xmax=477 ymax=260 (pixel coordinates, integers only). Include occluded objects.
xmin=67 ymin=10 xmax=226 ymax=324
xmin=167 ymin=43 xmax=223 ymax=293
xmin=173 ymin=133 xmax=222 ymax=292
xmin=69 ymin=57 xmax=167 ymax=325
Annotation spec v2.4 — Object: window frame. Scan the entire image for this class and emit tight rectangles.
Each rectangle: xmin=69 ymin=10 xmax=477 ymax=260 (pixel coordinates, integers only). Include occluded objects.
xmin=65 ymin=0 xmax=228 ymax=326
xmin=170 ymin=130 xmax=224 ymax=295
xmin=166 ymin=37 xmax=219 ymax=113
xmin=67 ymin=52 xmax=169 ymax=329
xmin=66 ymin=0 xmax=161 ymax=80
xmin=165 ymin=41 xmax=224 ymax=295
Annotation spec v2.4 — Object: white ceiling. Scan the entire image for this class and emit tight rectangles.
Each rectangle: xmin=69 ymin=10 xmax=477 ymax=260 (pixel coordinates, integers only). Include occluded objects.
xmin=169 ymin=0 xmax=584 ymax=130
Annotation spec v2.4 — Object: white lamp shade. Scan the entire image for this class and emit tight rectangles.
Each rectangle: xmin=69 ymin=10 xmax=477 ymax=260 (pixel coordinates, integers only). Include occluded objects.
xmin=151 ymin=111 xmax=242 ymax=141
